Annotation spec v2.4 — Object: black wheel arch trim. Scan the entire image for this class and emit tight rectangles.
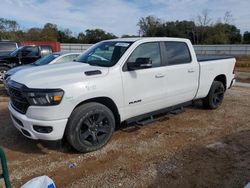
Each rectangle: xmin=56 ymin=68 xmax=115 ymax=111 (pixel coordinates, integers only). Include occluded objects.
xmin=73 ymin=97 xmax=121 ymax=127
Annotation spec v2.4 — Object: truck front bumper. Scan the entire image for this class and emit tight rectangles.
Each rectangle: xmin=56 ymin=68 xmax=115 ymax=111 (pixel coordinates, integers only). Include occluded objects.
xmin=8 ymin=103 xmax=68 ymax=141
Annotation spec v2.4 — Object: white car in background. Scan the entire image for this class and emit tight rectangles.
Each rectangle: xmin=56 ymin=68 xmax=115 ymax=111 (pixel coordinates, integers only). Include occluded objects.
xmin=3 ymin=52 xmax=80 ymax=88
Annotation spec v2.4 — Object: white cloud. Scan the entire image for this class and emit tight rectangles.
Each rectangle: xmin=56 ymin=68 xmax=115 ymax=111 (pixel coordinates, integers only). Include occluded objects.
xmin=1 ymin=0 xmax=250 ymax=36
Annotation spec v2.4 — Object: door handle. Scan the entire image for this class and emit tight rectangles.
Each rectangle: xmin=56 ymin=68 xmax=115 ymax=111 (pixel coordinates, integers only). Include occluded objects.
xmin=188 ymin=69 xmax=195 ymax=73
xmin=155 ymin=74 xmax=165 ymax=78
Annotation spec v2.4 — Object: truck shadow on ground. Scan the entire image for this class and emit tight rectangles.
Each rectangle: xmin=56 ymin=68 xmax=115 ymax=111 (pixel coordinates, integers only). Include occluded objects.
xmin=148 ymin=130 xmax=250 ymax=188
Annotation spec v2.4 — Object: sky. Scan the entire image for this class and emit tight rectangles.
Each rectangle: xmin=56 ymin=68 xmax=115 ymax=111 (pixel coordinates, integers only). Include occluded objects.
xmin=1 ymin=0 xmax=250 ymax=36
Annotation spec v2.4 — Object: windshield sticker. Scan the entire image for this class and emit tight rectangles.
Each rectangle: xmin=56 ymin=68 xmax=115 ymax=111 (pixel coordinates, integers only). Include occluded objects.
xmin=115 ymin=43 xmax=130 ymax=47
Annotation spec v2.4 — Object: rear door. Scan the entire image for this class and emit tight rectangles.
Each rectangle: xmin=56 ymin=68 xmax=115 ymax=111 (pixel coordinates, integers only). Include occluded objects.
xmin=161 ymin=41 xmax=199 ymax=106
xmin=121 ymin=42 xmax=166 ymax=119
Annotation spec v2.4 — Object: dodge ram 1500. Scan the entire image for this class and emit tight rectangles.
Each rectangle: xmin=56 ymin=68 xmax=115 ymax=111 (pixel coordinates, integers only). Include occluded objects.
xmin=6 ymin=37 xmax=235 ymax=152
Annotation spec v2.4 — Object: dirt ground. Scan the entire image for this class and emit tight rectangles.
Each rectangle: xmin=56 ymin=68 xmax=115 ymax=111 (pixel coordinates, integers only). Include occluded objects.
xmin=0 ymin=85 xmax=250 ymax=188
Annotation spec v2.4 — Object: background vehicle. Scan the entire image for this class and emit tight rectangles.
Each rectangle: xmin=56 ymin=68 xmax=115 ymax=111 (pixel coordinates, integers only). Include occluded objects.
xmin=3 ymin=52 xmax=80 ymax=87
xmin=0 ymin=41 xmax=20 ymax=57
xmin=7 ymin=37 xmax=235 ymax=153
xmin=0 ymin=45 xmax=52 ymax=82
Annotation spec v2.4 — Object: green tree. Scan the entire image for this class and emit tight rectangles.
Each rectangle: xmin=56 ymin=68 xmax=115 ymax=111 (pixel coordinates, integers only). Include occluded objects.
xmin=40 ymin=23 xmax=58 ymax=41
xmin=0 ymin=17 xmax=20 ymax=40
xmin=137 ymin=16 xmax=162 ymax=36
xmin=77 ymin=32 xmax=86 ymax=43
xmin=83 ymin=29 xmax=117 ymax=43
xmin=58 ymin=29 xmax=78 ymax=43
xmin=121 ymin=34 xmax=139 ymax=38
xmin=204 ymin=23 xmax=229 ymax=44
xmin=243 ymin=31 xmax=250 ymax=44
xmin=224 ymin=24 xmax=241 ymax=44
xmin=25 ymin=28 xmax=42 ymax=41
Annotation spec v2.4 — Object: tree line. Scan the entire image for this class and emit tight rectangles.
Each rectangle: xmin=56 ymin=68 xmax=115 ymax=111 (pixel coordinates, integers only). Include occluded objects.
xmin=0 ymin=18 xmax=116 ymax=44
xmin=0 ymin=10 xmax=250 ymax=44
xmin=137 ymin=11 xmax=250 ymax=44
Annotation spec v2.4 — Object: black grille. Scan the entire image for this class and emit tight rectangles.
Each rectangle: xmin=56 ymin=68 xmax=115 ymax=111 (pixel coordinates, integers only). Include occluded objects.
xmin=9 ymin=87 xmax=30 ymax=114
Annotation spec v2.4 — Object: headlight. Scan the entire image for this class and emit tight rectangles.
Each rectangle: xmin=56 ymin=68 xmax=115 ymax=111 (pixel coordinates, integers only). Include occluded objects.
xmin=25 ymin=89 xmax=64 ymax=106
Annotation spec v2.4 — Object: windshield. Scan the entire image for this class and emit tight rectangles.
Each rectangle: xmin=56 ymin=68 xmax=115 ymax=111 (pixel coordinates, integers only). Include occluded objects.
xmin=34 ymin=54 xmax=60 ymax=65
xmin=75 ymin=41 xmax=133 ymax=67
xmin=10 ymin=46 xmax=24 ymax=56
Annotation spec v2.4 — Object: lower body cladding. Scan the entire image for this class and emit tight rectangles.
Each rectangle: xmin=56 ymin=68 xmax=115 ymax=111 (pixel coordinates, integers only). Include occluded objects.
xmin=8 ymin=103 xmax=68 ymax=140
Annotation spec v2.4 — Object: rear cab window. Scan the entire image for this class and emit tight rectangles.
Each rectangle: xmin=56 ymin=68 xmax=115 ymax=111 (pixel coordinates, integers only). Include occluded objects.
xmin=163 ymin=41 xmax=191 ymax=65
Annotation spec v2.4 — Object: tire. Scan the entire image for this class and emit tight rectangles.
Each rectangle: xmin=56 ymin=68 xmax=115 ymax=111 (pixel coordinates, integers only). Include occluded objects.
xmin=65 ymin=102 xmax=115 ymax=153
xmin=203 ymin=81 xmax=225 ymax=109
xmin=0 ymin=66 xmax=9 ymax=83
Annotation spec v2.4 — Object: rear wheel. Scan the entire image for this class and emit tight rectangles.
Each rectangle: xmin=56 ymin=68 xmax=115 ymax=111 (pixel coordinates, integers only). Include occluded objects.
xmin=66 ymin=102 xmax=115 ymax=153
xmin=203 ymin=81 xmax=225 ymax=109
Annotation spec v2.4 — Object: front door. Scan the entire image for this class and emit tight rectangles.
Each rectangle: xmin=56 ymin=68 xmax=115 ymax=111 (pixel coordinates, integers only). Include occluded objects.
xmin=121 ymin=42 xmax=166 ymax=120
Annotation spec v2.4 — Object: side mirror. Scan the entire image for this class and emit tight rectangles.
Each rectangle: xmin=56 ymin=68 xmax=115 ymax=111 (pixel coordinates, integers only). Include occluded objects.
xmin=127 ymin=57 xmax=152 ymax=70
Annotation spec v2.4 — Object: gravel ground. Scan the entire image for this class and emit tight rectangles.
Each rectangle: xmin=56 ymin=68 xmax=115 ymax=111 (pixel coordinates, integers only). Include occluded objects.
xmin=0 ymin=85 xmax=250 ymax=188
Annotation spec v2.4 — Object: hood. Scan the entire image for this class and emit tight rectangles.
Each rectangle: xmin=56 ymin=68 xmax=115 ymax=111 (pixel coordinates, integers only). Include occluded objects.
xmin=6 ymin=64 xmax=34 ymax=76
xmin=10 ymin=62 xmax=109 ymax=88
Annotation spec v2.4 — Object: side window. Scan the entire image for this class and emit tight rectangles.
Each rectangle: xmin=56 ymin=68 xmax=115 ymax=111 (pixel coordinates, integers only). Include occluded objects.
xmin=55 ymin=55 xmax=77 ymax=64
xmin=22 ymin=46 xmax=39 ymax=57
xmin=164 ymin=42 xmax=191 ymax=65
xmin=127 ymin=42 xmax=161 ymax=68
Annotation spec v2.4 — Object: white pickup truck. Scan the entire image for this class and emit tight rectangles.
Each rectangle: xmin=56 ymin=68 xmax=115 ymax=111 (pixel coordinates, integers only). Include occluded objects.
xmin=7 ymin=37 xmax=235 ymax=152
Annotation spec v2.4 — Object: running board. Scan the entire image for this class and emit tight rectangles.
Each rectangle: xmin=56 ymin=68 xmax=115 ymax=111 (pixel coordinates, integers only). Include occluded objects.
xmin=170 ymin=107 xmax=185 ymax=114
xmin=136 ymin=116 xmax=154 ymax=125
xmin=125 ymin=101 xmax=192 ymax=125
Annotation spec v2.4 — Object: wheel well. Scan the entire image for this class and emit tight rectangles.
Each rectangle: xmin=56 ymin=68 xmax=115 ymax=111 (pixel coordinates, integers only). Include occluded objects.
xmin=75 ymin=97 xmax=121 ymax=126
xmin=214 ymin=74 xmax=227 ymax=89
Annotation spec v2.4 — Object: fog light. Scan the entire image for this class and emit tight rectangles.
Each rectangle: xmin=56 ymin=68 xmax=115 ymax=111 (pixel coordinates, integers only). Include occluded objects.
xmin=33 ymin=125 xmax=53 ymax=133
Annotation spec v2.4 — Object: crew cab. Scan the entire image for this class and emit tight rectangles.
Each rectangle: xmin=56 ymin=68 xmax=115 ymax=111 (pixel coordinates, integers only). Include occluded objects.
xmin=7 ymin=37 xmax=235 ymax=152
xmin=0 ymin=45 xmax=52 ymax=82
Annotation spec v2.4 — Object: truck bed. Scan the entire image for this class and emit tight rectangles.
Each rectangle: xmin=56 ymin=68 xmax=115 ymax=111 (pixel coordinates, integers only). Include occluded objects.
xmin=197 ymin=55 xmax=234 ymax=62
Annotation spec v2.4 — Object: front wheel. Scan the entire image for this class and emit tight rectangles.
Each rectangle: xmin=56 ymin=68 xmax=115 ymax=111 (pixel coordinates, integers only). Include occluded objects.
xmin=66 ymin=102 xmax=115 ymax=153
xmin=0 ymin=66 xmax=9 ymax=83
xmin=203 ymin=81 xmax=225 ymax=109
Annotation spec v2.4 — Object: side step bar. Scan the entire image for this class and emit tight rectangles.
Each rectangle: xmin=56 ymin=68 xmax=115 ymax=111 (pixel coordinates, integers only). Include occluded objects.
xmin=127 ymin=101 xmax=192 ymax=126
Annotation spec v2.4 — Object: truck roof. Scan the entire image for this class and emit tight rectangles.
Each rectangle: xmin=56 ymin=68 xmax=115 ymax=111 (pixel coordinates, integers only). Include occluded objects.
xmin=106 ymin=37 xmax=190 ymax=43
